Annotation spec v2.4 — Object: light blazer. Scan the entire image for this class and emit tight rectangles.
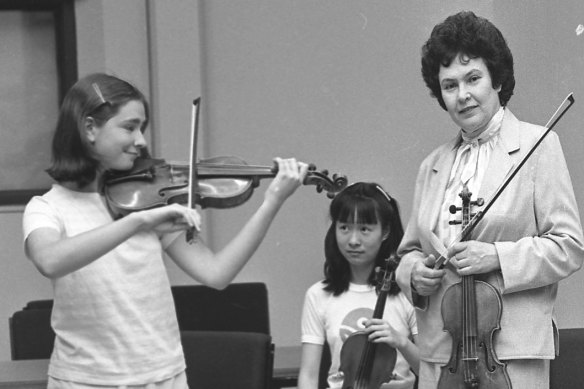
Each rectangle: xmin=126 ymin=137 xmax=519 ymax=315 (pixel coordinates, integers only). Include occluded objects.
xmin=396 ymin=109 xmax=584 ymax=362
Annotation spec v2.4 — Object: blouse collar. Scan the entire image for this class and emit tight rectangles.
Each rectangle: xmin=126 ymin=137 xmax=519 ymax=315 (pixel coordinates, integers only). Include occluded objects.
xmin=460 ymin=106 xmax=505 ymax=145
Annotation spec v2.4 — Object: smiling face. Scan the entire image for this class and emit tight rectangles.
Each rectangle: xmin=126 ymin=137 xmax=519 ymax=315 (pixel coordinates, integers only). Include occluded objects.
xmin=439 ymin=54 xmax=502 ymax=137
xmin=86 ymin=100 xmax=147 ymax=172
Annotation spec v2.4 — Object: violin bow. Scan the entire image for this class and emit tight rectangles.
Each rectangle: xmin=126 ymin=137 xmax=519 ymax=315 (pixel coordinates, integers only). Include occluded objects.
xmin=435 ymin=93 xmax=575 ymax=269
xmin=186 ymin=98 xmax=201 ymax=243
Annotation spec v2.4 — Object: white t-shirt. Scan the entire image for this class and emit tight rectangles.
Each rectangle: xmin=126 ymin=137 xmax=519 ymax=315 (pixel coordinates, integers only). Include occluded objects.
xmin=22 ymin=184 xmax=185 ymax=385
xmin=301 ymin=281 xmax=417 ymax=389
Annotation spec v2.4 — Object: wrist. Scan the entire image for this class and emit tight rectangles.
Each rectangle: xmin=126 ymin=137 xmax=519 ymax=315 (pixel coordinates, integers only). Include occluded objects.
xmin=396 ymin=335 xmax=408 ymax=350
xmin=125 ymin=211 xmax=147 ymax=232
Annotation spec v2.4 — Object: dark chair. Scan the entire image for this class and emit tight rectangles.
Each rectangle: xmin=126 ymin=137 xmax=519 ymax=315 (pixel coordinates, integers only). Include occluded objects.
xmin=9 ymin=301 xmax=55 ymax=360
xmin=23 ymin=299 xmax=54 ymax=310
xmin=549 ymin=327 xmax=584 ymax=389
xmin=171 ymin=282 xmax=270 ymax=334
xmin=181 ymin=330 xmax=273 ymax=389
xmin=9 ymin=282 xmax=270 ymax=361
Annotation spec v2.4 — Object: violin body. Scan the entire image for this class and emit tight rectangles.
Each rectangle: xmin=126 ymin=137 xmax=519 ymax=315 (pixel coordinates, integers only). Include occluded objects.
xmin=339 ymin=332 xmax=397 ymax=389
xmin=338 ymin=257 xmax=399 ymax=389
xmin=105 ymin=156 xmax=258 ymax=215
xmin=439 ymin=279 xmax=511 ymax=389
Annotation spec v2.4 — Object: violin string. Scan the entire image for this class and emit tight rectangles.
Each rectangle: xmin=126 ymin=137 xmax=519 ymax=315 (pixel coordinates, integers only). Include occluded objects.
xmin=464 ymin=276 xmax=469 ymax=381
xmin=196 ymin=163 xmax=272 ymax=168
xmin=462 ymin=187 xmax=474 ymax=383
xmin=357 ymin=340 xmax=371 ymax=386
xmin=194 ymin=163 xmax=276 ymax=174
xmin=465 ymin=201 xmax=470 ymax=380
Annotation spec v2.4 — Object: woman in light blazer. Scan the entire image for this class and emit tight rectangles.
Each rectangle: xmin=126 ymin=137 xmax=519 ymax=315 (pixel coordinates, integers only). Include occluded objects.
xmin=395 ymin=11 xmax=584 ymax=389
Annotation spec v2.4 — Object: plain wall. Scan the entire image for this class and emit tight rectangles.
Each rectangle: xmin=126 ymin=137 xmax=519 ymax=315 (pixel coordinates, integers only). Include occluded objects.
xmin=0 ymin=0 xmax=583 ymax=361
xmin=191 ymin=0 xmax=584 ymax=348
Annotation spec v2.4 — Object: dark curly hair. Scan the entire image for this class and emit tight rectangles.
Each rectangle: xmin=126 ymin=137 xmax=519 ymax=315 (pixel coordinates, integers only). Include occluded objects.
xmin=421 ymin=11 xmax=515 ymax=111
xmin=322 ymin=182 xmax=404 ymax=296
xmin=46 ymin=73 xmax=149 ymax=187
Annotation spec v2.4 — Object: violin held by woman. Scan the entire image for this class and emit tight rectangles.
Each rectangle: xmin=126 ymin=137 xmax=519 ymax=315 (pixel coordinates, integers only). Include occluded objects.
xmin=395 ymin=11 xmax=584 ymax=389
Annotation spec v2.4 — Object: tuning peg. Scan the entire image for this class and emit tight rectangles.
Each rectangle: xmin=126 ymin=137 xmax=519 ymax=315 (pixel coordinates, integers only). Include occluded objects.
xmin=449 ymin=220 xmax=462 ymax=225
xmin=449 ymin=205 xmax=460 ymax=214
xmin=472 ymin=198 xmax=485 ymax=206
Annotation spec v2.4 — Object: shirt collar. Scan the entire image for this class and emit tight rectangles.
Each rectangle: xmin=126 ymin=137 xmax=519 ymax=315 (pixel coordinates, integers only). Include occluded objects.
xmin=460 ymin=106 xmax=505 ymax=145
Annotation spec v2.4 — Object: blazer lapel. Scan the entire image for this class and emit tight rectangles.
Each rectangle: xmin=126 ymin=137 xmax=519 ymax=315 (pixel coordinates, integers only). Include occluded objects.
xmin=426 ymin=138 xmax=459 ymax=255
xmin=478 ymin=109 xmax=520 ymax=203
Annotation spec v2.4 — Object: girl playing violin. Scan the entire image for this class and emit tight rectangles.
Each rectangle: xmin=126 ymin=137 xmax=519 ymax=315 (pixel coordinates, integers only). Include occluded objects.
xmin=297 ymin=182 xmax=419 ymax=389
xmin=22 ymin=73 xmax=308 ymax=389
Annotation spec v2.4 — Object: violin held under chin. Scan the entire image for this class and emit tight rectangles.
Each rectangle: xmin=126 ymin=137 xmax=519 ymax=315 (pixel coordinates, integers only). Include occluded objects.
xmin=103 ymin=156 xmax=349 ymax=216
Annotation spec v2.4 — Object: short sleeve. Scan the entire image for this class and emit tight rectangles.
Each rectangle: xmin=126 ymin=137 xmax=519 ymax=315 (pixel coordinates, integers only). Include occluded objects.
xmin=22 ymin=196 xmax=63 ymax=241
xmin=300 ymin=285 xmax=326 ymax=345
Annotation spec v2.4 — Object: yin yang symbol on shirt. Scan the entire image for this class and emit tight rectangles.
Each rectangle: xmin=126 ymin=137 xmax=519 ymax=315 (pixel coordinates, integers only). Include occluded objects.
xmin=339 ymin=307 xmax=373 ymax=341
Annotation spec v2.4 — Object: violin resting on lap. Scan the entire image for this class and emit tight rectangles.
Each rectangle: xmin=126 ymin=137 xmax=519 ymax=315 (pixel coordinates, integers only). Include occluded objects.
xmin=297 ymin=183 xmax=418 ymax=389
xmin=104 ymin=156 xmax=348 ymax=216
xmin=339 ymin=257 xmax=399 ymax=389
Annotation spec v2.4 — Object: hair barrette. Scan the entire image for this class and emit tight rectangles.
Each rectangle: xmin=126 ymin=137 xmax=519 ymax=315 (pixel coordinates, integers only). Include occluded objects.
xmin=345 ymin=182 xmax=392 ymax=204
xmin=92 ymin=83 xmax=107 ymax=105
xmin=375 ymin=185 xmax=393 ymax=204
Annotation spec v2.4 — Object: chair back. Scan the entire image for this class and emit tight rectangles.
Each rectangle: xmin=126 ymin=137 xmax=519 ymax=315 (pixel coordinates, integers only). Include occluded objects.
xmin=9 ymin=301 xmax=55 ymax=360
xmin=181 ymin=330 xmax=273 ymax=389
xmin=171 ymin=282 xmax=270 ymax=334
xmin=9 ymin=282 xmax=270 ymax=361
xmin=550 ymin=327 xmax=584 ymax=389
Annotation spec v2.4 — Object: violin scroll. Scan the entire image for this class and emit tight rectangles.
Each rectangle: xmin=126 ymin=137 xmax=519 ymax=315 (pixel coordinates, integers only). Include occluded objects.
xmin=305 ymin=164 xmax=348 ymax=199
